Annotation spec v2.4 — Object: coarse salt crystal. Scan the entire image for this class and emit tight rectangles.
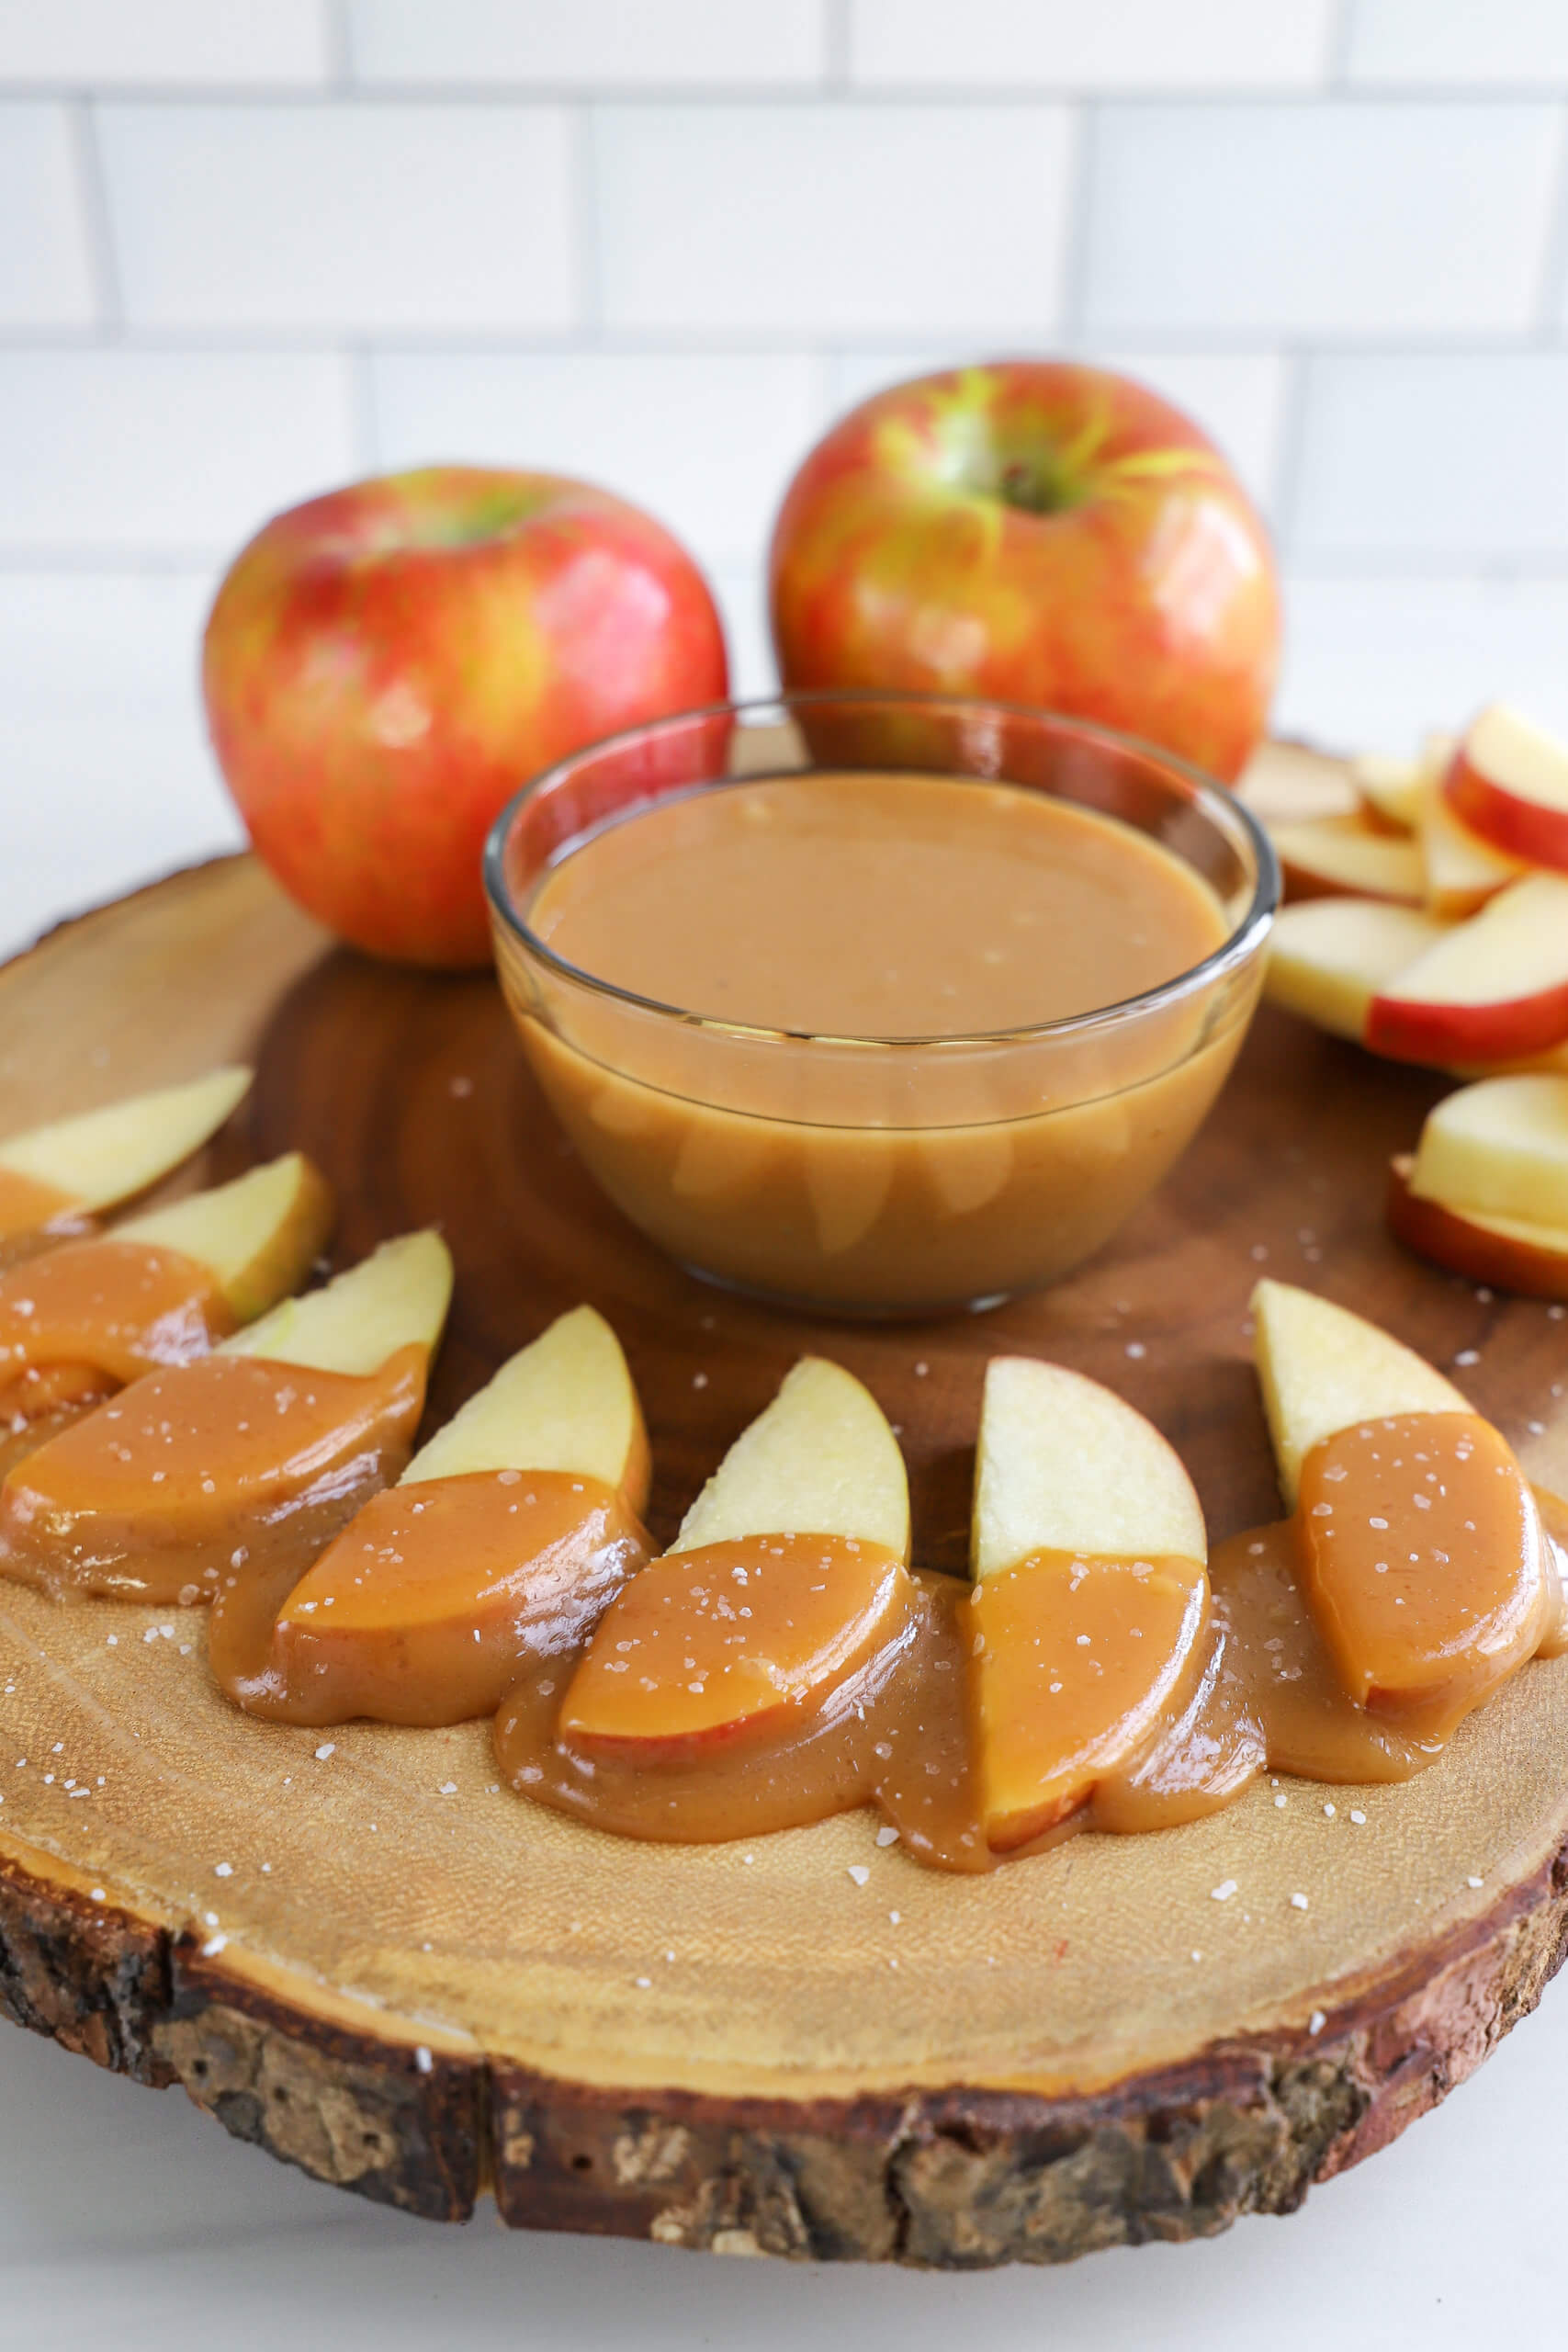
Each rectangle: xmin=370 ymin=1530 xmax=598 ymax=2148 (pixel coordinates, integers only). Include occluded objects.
xmin=1349 ymin=1810 xmax=1366 ymax=1825
xmin=847 ymin=1865 xmax=870 ymax=1887
xmin=214 ymin=1862 xmax=231 ymax=1878
xmin=1290 ymin=1893 xmax=1309 ymax=1910
xmin=1125 ymin=1341 xmax=1146 ymax=1360
xmin=438 ymin=1781 xmax=457 ymax=1795
xmin=1454 ymin=1350 xmax=1480 ymax=1368
xmin=1308 ymin=2010 xmax=1325 ymax=2036
xmin=1467 ymin=1874 xmax=1483 ymax=1888
xmin=414 ymin=2046 xmax=433 ymax=2072
xmin=1323 ymin=1802 xmax=1336 ymax=1817
xmin=1274 ymin=1793 xmax=1288 ymax=1809
xmin=202 ymin=1934 xmax=227 ymax=1957
xmin=314 ymin=1743 xmax=334 ymax=1760
xmin=875 ymin=1826 xmax=900 ymax=1847
xmin=1211 ymin=1880 xmax=1237 ymax=1902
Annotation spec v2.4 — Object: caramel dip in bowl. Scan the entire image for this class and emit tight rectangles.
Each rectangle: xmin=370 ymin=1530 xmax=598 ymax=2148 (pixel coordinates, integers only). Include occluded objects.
xmin=485 ymin=693 xmax=1278 ymax=1317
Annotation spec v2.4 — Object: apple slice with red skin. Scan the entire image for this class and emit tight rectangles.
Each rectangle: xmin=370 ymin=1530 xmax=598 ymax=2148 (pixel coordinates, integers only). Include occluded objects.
xmin=1270 ymin=813 xmax=1425 ymax=907
xmin=1402 ymin=1073 xmax=1568 ymax=1229
xmin=1367 ymin=875 xmax=1568 ymax=1065
xmin=1251 ymin=1280 xmax=1548 ymax=1732
xmin=0 ymin=1066 xmax=252 ymax=1244
xmin=1445 ymin=705 xmax=1568 ymax=873
xmin=1387 ymin=1154 xmax=1568 ymax=1300
xmin=1265 ymin=899 xmax=1453 ymax=1044
xmin=1419 ymin=770 xmax=1528 ymax=920
xmin=560 ymin=1358 xmax=912 ymax=1759
xmin=969 ymin=1357 xmax=1209 ymax=1850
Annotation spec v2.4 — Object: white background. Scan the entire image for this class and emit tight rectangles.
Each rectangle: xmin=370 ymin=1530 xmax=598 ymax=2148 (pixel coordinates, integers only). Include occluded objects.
xmin=6 ymin=4 xmax=1568 ymax=2340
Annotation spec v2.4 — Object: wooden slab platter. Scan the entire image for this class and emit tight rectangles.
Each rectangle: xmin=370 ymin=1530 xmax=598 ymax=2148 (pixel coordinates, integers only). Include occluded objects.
xmin=6 ymin=819 xmax=1568 ymax=2268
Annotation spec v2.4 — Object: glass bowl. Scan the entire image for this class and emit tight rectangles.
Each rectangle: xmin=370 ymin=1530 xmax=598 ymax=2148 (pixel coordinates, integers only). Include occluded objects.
xmin=484 ymin=693 xmax=1278 ymax=1317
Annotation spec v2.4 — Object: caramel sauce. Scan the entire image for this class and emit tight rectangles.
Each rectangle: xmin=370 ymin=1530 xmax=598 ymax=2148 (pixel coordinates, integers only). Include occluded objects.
xmin=210 ymin=1470 xmax=648 ymax=1728
xmin=0 ymin=1166 xmax=80 ymax=1242
xmin=0 ymin=1344 xmax=428 ymax=1604
xmin=494 ymin=1412 xmax=1568 ymax=1871
xmin=0 ymin=1238 xmax=231 ymax=1425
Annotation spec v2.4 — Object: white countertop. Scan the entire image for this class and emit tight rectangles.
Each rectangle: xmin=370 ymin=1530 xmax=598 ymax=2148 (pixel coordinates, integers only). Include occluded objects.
xmin=5 ymin=647 xmax=1567 ymax=2346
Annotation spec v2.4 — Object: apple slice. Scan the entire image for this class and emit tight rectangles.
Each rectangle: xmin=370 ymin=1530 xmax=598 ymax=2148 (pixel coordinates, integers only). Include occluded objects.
xmin=0 ymin=1066 xmax=251 ymax=1240
xmin=401 ymin=1303 xmax=649 ymax=1511
xmin=226 ymin=1306 xmax=650 ymax=1725
xmin=0 ymin=1232 xmax=453 ymax=1604
xmin=559 ymin=1358 xmax=911 ymax=1757
xmin=1446 ymin=704 xmax=1568 ymax=873
xmin=968 ymin=1358 xmax=1209 ymax=1849
xmin=1419 ymin=775 xmax=1528 ymax=920
xmin=113 ymin=1150 xmax=333 ymax=1326
xmin=1388 ymin=1153 xmax=1568 ymax=1300
xmin=1269 ymin=814 xmax=1425 ymax=907
xmin=1265 ymin=899 xmax=1453 ymax=1044
xmin=1353 ymin=753 xmax=1426 ymax=836
xmin=1366 ymin=875 xmax=1568 ymax=1065
xmin=220 ymin=1227 xmax=452 ymax=1374
xmin=671 ymin=1356 xmax=909 ymax=1560
xmin=1251 ymin=1278 xmax=1547 ymax=1733
xmin=1251 ymin=1278 xmax=1467 ymax=1510
xmin=1404 ymin=1073 xmax=1568 ymax=1228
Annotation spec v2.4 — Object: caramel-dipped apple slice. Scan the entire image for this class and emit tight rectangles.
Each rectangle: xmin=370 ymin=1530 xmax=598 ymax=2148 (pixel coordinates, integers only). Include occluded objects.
xmin=1388 ymin=1153 xmax=1568 ymax=1301
xmin=0 ymin=1066 xmax=250 ymax=1242
xmin=1265 ymin=899 xmax=1453 ymax=1044
xmin=1367 ymin=876 xmax=1568 ymax=1066
xmin=0 ymin=1153 xmax=334 ymax=1433
xmin=1445 ymin=704 xmax=1568 ymax=873
xmin=1270 ymin=813 xmax=1425 ymax=907
xmin=0 ymin=1232 xmax=454 ymax=1604
xmin=560 ymin=1359 xmax=911 ymax=1758
xmin=1404 ymin=1073 xmax=1568 ymax=1228
xmin=968 ymin=1357 xmax=1209 ymax=1850
xmin=1250 ymin=1280 xmax=1548 ymax=1734
xmin=230 ymin=1308 xmax=650 ymax=1725
xmin=113 ymin=1150 xmax=333 ymax=1327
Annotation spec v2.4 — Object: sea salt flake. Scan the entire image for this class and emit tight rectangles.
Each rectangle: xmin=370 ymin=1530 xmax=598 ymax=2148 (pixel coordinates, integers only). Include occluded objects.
xmin=314 ymin=1742 xmax=335 ymax=1760
xmin=414 ymin=2045 xmax=433 ymax=2072
xmin=1211 ymin=1880 xmax=1237 ymax=1902
xmin=847 ymin=1865 xmax=870 ymax=1887
xmin=1290 ymin=1893 xmax=1309 ymax=1910
xmin=1308 ymin=2009 xmax=1325 ymax=2036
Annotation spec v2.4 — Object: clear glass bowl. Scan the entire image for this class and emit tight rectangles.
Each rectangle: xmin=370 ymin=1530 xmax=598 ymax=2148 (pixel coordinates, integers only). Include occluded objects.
xmin=484 ymin=693 xmax=1278 ymax=1317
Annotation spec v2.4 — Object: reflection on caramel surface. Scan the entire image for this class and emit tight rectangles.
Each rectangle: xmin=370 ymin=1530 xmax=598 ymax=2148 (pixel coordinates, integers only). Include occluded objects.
xmin=0 ymin=1344 xmax=428 ymax=1604
xmin=0 ymin=1167 xmax=80 ymax=1244
xmin=496 ymin=1415 xmax=1568 ymax=1872
xmin=211 ymin=1470 xmax=648 ymax=1727
xmin=0 ymin=1238 xmax=229 ymax=1421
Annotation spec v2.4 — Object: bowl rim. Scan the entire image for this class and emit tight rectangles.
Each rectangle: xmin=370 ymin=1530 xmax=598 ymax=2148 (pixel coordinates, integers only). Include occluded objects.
xmin=481 ymin=688 xmax=1280 ymax=1052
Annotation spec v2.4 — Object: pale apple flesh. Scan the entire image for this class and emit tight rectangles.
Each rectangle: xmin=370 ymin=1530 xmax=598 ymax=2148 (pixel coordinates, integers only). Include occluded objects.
xmin=1255 ymin=1281 xmax=1548 ymax=1732
xmin=0 ymin=1230 xmax=453 ymax=1604
xmin=1353 ymin=752 xmax=1427 ymax=835
xmin=1445 ymin=704 xmax=1568 ymax=873
xmin=1265 ymin=899 xmax=1453 ymax=1044
xmin=1270 ymin=814 xmax=1425 ymax=907
xmin=1367 ymin=875 xmax=1568 ymax=1064
xmin=1405 ymin=1073 xmax=1568 ymax=1227
xmin=0 ymin=1066 xmax=251 ymax=1239
xmin=1419 ymin=775 xmax=1528 ymax=920
xmin=969 ymin=1356 xmax=1210 ymax=1849
xmin=768 ymin=362 xmax=1280 ymax=786
xmin=0 ymin=1153 xmax=334 ymax=1436
xmin=562 ymin=1355 xmax=913 ymax=1755
xmin=234 ymin=1306 xmax=653 ymax=1724
xmin=1387 ymin=1153 xmax=1568 ymax=1300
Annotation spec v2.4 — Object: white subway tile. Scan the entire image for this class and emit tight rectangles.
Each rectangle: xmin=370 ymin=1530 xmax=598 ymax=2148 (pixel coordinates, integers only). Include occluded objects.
xmin=1278 ymin=575 xmax=1568 ymax=751
xmin=370 ymin=350 xmax=819 ymax=572
xmin=851 ymin=0 xmax=1333 ymax=90
xmin=594 ymin=103 xmax=1072 ymax=335
xmin=348 ymin=0 xmax=827 ymax=88
xmin=708 ymin=564 xmax=775 ymax=699
xmin=0 ymin=103 xmax=96 ymax=324
xmin=1293 ymin=355 xmax=1568 ymax=561
xmin=0 ymin=351 xmax=358 ymax=553
xmin=823 ymin=346 xmax=1285 ymax=515
xmin=1084 ymin=103 xmax=1561 ymax=336
xmin=1348 ymin=0 xmax=1568 ymax=86
xmin=96 ymin=102 xmax=578 ymax=332
xmin=0 ymin=0 xmax=329 ymax=87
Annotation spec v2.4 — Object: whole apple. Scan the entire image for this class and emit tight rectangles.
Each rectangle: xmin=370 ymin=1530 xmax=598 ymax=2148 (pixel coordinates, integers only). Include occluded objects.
xmin=204 ymin=467 xmax=728 ymax=967
xmin=769 ymin=362 xmax=1280 ymax=784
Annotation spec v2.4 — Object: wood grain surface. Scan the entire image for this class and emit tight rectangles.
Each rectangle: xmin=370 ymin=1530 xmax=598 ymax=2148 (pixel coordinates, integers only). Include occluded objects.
xmin=4 ymin=831 xmax=1568 ymax=2267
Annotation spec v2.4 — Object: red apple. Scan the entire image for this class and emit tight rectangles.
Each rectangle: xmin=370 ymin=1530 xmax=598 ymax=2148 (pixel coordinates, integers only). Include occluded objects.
xmin=768 ymin=361 xmax=1280 ymax=784
xmin=203 ymin=468 xmax=728 ymax=968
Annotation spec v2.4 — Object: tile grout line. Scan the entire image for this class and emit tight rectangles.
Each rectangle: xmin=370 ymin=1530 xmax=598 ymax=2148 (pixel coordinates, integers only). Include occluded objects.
xmin=572 ymin=104 xmax=604 ymax=345
xmin=1057 ymin=102 xmax=1097 ymax=344
xmin=1529 ymin=100 xmax=1568 ymax=341
xmin=1268 ymin=350 xmax=1314 ymax=562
